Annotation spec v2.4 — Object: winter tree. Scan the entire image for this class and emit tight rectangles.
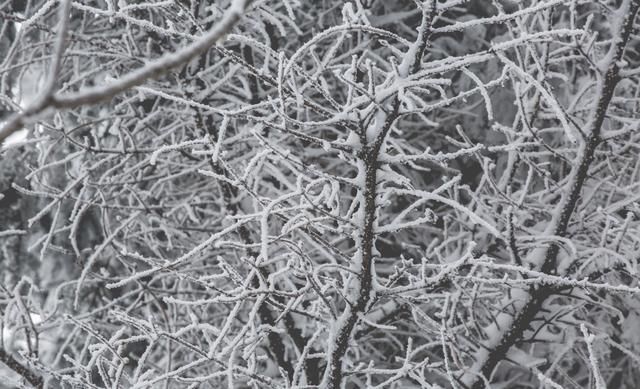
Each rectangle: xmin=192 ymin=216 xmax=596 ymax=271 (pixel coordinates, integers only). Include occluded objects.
xmin=1 ymin=0 xmax=640 ymax=388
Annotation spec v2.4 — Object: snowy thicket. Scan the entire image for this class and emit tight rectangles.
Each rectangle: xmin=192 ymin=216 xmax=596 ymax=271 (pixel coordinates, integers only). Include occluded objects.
xmin=1 ymin=0 xmax=640 ymax=388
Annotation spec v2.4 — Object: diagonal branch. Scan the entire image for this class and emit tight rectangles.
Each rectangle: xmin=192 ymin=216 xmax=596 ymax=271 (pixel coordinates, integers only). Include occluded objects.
xmin=0 ymin=348 xmax=43 ymax=389
xmin=464 ymin=1 xmax=640 ymax=387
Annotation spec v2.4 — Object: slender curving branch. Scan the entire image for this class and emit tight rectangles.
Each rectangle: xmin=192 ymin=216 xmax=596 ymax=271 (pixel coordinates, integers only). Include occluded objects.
xmin=0 ymin=0 xmax=71 ymax=144
xmin=0 ymin=0 xmax=252 ymax=145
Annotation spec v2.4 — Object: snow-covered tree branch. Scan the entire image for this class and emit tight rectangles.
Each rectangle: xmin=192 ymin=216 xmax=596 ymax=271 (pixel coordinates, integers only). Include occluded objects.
xmin=1 ymin=0 xmax=640 ymax=388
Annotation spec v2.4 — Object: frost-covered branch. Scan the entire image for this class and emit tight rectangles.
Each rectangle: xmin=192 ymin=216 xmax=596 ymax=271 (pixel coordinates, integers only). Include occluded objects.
xmin=2 ymin=0 xmax=640 ymax=388
xmin=462 ymin=1 xmax=640 ymax=387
